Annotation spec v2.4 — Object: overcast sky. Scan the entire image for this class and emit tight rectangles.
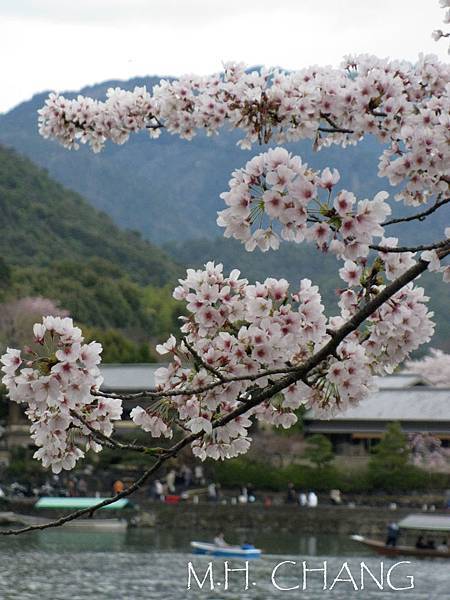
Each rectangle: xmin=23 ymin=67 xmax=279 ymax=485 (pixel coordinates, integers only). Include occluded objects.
xmin=1 ymin=0 xmax=447 ymax=113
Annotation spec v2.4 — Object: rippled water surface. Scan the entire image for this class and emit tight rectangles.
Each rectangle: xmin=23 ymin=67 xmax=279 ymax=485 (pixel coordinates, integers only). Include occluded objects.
xmin=0 ymin=529 xmax=448 ymax=599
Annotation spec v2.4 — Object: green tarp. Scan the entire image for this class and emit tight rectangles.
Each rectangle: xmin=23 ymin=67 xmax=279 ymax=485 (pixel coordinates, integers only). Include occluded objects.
xmin=34 ymin=497 xmax=131 ymax=510
xmin=398 ymin=514 xmax=450 ymax=532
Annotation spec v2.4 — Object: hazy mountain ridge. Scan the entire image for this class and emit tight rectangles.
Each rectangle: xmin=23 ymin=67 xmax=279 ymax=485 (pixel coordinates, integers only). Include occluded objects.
xmin=0 ymin=144 xmax=183 ymax=357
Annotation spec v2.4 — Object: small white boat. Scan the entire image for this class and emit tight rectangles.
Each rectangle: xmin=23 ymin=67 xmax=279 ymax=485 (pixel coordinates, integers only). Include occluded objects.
xmin=191 ymin=541 xmax=262 ymax=558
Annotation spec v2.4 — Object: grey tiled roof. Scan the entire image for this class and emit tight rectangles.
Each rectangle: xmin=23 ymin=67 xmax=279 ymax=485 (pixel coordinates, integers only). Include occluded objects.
xmin=99 ymin=363 xmax=165 ymax=392
xmin=99 ymin=365 xmax=430 ymax=394
xmin=398 ymin=514 xmax=450 ymax=532
xmin=305 ymin=388 xmax=450 ymax=422
xmin=99 ymin=365 xmax=448 ymax=424
xmin=373 ymin=374 xmax=430 ymax=389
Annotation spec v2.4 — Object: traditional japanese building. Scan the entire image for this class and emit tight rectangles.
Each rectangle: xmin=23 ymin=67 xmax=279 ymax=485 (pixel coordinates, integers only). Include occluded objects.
xmin=303 ymin=376 xmax=450 ymax=453
xmin=1 ymin=366 xmax=449 ymax=463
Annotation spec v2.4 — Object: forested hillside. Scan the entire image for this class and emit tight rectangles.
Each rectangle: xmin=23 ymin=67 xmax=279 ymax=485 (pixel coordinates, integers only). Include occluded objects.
xmin=0 ymin=145 xmax=180 ymax=283
xmin=0 ymin=145 xmax=183 ymax=360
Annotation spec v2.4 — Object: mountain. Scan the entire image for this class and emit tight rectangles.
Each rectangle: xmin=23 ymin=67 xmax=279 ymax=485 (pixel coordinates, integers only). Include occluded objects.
xmin=0 ymin=77 xmax=447 ymax=245
xmin=0 ymin=145 xmax=184 ymax=359
xmin=0 ymin=144 xmax=180 ymax=285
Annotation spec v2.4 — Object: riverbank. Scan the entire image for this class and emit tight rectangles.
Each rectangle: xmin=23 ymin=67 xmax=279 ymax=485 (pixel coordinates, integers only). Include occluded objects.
xmin=134 ymin=503 xmax=417 ymax=537
xmin=4 ymin=496 xmax=448 ymax=537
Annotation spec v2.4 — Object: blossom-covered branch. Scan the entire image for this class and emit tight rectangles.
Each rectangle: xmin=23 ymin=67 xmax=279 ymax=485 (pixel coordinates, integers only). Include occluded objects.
xmin=1 ymin=0 xmax=449 ymax=533
xmin=0 ymin=252 xmax=442 ymax=536
xmin=38 ymin=55 xmax=450 ymax=208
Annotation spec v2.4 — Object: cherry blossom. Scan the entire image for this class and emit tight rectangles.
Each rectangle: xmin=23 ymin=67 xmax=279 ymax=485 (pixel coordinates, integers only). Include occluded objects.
xmin=405 ymin=348 xmax=450 ymax=386
xmin=38 ymin=51 xmax=450 ymax=211
xmin=217 ymin=148 xmax=393 ymax=259
xmin=409 ymin=432 xmax=450 ymax=469
xmin=0 ymin=317 xmax=121 ymax=473
xmin=362 ymin=284 xmax=435 ymax=373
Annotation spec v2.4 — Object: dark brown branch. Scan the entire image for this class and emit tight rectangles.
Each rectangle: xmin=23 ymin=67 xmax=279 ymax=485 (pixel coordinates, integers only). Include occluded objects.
xmin=318 ymin=126 xmax=353 ymax=134
xmin=384 ymin=197 xmax=450 ymax=226
xmin=73 ymin=412 xmax=164 ymax=455
xmin=3 ymin=250 xmax=448 ymax=536
xmin=92 ymin=365 xmax=306 ymax=401
xmin=319 ymin=113 xmax=354 ymax=134
xmin=370 ymin=239 xmax=449 ymax=254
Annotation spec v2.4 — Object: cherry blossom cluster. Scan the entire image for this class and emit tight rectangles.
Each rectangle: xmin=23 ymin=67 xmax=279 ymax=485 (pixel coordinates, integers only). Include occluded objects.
xmin=217 ymin=146 xmax=392 ymax=259
xmin=129 ymin=261 xmax=434 ymax=459
xmin=377 ymin=237 xmax=417 ymax=281
xmin=38 ymin=54 xmax=450 ymax=208
xmin=409 ymin=432 xmax=450 ymax=469
xmin=0 ymin=317 xmax=122 ymax=473
xmin=129 ymin=263 xmax=328 ymax=459
xmin=333 ymin=275 xmax=434 ymax=376
xmin=362 ymin=284 xmax=435 ymax=373
xmin=405 ymin=348 xmax=450 ymax=386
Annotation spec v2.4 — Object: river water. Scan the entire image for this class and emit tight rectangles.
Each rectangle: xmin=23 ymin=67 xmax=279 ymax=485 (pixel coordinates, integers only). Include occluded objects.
xmin=0 ymin=529 xmax=448 ymax=599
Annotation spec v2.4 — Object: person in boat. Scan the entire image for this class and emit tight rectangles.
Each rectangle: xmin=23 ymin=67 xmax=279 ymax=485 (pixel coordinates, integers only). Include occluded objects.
xmin=213 ymin=531 xmax=228 ymax=547
xmin=415 ymin=535 xmax=427 ymax=549
xmin=437 ymin=539 xmax=448 ymax=552
xmin=385 ymin=522 xmax=400 ymax=547
xmin=426 ymin=538 xmax=436 ymax=550
xmin=241 ymin=541 xmax=255 ymax=550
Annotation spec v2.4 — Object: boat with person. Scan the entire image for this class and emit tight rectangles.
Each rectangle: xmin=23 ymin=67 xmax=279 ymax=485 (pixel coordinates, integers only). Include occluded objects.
xmin=351 ymin=513 xmax=450 ymax=559
xmin=191 ymin=541 xmax=262 ymax=558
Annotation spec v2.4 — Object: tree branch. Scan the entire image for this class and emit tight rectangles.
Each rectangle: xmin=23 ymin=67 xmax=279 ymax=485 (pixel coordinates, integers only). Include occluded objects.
xmin=182 ymin=337 xmax=226 ymax=382
xmin=319 ymin=113 xmax=354 ymax=134
xmin=384 ymin=197 xmax=450 ymax=226
xmin=92 ymin=365 xmax=306 ymax=401
xmin=369 ymin=239 xmax=449 ymax=254
xmin=73 ymin=412 xmax=164 ymax=455
xmin=3 ymin=250 xmax=447 ymax=536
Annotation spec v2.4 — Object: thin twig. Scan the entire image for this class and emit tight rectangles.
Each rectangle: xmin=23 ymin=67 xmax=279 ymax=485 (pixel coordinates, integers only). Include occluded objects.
xmin=370 ymin=239 xmax=450 ymax=254
xmin=319 ymin=113 xmax=354 ymax=135
xmin=384 ymin=197 xmax=450 ymax=226
xmin=93 ymin=366 xmax=303 ymax=401
xmin=73 ymin=412 xmax=163 ymax=455
xmin=182 ymin=337 xmax=226 ymax=382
